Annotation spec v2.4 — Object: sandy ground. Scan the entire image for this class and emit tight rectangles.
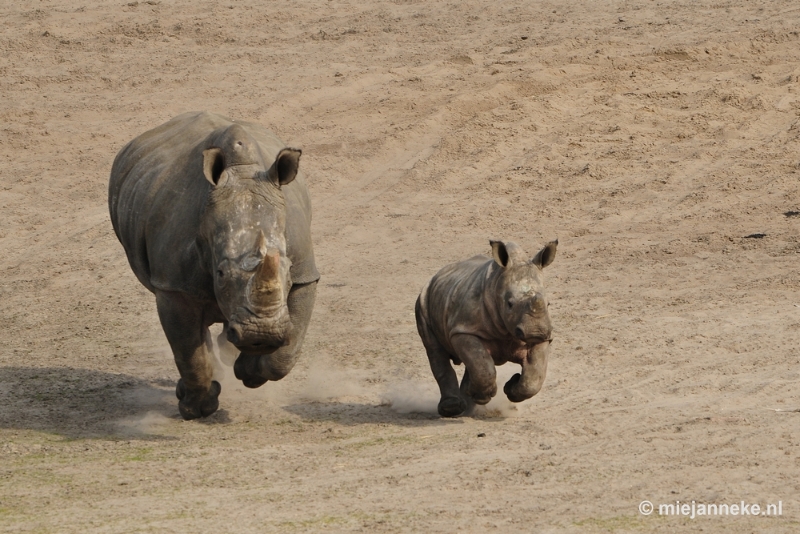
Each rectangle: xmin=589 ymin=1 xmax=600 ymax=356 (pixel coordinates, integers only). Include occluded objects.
xmin=2 ymin=0 xmax=800 ymax=532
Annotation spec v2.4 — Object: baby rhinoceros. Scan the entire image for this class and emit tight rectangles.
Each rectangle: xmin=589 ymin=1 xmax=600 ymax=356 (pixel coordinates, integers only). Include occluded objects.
xmin=415 ymin=239 xmax=558 ymax=417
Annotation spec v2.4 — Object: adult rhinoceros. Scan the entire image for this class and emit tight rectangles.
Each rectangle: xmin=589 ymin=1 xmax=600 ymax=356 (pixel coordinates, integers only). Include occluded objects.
xmin=109 ymin=112 xmax=319 ymax=419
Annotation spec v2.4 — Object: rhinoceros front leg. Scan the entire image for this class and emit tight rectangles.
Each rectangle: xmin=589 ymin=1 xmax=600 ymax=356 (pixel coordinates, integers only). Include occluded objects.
xmin=503 ymin=340 xmax=550 ymax=403
xmin=451 ymin=334 xmax=498 ymax=406
xmin=155 ymin=291 xmax=221 ymax=420
xmin=234 ymin=281 xmax=317 ymax=388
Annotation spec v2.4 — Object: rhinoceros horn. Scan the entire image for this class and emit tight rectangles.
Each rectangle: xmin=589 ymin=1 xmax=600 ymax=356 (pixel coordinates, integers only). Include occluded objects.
xmin=250 ymin=232 xmax=282 ymax=305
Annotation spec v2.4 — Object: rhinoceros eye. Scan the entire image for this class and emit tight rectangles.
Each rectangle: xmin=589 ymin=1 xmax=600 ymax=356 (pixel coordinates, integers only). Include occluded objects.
xmin=507 ymin=299 xmax=514 ymax=309
xmin=240 ymin=255 xmax=262 ymax=272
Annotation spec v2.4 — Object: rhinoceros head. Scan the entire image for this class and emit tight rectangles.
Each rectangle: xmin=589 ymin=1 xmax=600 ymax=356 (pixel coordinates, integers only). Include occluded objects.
xmin=199 ymin=125 xmax=301 ymax=354
xmin=489 ymin=239 xmax=558 ymax=344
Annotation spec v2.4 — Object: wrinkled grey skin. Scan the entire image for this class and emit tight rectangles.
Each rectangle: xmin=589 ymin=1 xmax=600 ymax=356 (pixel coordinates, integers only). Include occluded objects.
xmin=109 ymin=112 xmax=319 ymax=420
xmin=415 ymin=240 xmax=557 ymax=417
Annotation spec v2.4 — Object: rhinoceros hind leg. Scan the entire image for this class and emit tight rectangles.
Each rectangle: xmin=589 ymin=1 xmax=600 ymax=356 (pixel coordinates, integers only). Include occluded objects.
xmin=416 ymin=297 xmax=467 ymax=416
xmin=176 ymin=379 xmax=221 ymax=419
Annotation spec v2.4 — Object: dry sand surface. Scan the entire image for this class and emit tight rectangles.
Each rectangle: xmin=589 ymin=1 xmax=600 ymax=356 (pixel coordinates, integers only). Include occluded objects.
xmin=2 ymin=0 xmax=800 ymax=532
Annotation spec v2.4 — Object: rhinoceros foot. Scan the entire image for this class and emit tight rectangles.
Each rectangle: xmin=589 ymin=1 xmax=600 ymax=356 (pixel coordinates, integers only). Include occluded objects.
xmin=503 ymin=373 xmax=532 ymax=403
xmin=438 ymin=396 xmax=468 ymax=417
xmin=233 ymin=354 xmax=269 ymax=388
xmin=175 ymin=379 xmax=221 ymax=420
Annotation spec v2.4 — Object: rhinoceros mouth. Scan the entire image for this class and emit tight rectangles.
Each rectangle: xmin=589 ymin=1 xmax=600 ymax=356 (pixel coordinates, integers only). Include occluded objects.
xmin=227 ymin=325 xmax=292 ymax=354
xmin=226 ymin=306 xmax=293 ymax=353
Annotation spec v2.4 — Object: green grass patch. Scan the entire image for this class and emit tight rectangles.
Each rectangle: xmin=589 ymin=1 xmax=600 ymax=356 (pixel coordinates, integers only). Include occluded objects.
xmin=123 ymin=447 xmax=152 ymax=461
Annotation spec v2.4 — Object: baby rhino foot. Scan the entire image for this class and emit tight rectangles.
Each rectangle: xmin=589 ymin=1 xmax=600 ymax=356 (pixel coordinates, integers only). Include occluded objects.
xmin=438 ymin=396 xmax=468 ymax=417
xmin=467 ymin=383 xmax=497 ymax=406
xmin=503 ymin=373 xmax=534 ymax=403
xmin=175 ymin=379 xmax=221 ymax=420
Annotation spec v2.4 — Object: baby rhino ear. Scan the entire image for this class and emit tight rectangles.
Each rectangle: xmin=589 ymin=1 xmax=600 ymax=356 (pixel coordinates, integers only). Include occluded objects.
xmin=532 ymin=239 xmax=558 ymax=268
xmin=490 ymin=240 xmax=510 ymax=268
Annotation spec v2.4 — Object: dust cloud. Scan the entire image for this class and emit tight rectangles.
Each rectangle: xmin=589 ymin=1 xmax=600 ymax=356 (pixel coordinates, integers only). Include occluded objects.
xmin=208 ymin=325 xmax=529 ymax=417
xmin=116 ymin=411 xmax=172 ymax=435
xmin=210 ymin=326 xmax=372 ymax=406
xmin=383 ymin=379 xmax=440 ymax=414
xmin=383 ymin=364 xmax=527 ymax=417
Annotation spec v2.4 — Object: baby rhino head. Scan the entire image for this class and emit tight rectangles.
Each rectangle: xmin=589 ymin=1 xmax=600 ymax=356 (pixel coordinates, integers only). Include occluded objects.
xmin=490 ymin=239 xmax=558 ymax=344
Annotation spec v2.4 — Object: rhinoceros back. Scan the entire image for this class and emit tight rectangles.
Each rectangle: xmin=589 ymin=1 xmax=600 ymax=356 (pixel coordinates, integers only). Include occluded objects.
xmin=419 ymin=255 xmax=497 ymax=354
xmin=109 ymin=111 xmax=319 ymax=296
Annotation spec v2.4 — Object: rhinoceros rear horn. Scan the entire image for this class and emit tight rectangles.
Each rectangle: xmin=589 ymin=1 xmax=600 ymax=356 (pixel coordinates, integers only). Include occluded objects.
xmin=267 ymin=148 xmax=302 ymax=186
xmin=532 ymin=239 xmax=558 ymax=268
xmin=203 ymin=148 xmax=227 ymax=186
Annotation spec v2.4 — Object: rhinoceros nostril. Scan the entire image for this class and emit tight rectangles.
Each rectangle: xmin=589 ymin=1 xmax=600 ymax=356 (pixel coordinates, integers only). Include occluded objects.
xmin=227 ymin=324 xmax=243 ymax=346
xmin=514 ymin=327 xmax=525 ymax=340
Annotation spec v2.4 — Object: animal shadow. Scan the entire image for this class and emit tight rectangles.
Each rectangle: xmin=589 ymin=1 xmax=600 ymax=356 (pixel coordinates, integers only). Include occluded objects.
xmin=0 ymin=366 xmax=179 ymax=440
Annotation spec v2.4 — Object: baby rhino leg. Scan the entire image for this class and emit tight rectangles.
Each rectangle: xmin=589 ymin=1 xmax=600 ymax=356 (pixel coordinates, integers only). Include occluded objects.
xmin=451 ymin=334 xmax=497 ymax=405
xmin=416 ymin=298 xmax=466 ymax=417
xmin=504 ymin=340 xmax=550 ymax=402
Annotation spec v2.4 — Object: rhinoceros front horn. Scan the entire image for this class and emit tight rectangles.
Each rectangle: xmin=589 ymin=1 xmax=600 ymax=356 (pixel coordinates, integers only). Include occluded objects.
xmin=250 ymin=235 xmax=282 ymax=306
xmin=257 ymin=251 xmax=280 ymax=286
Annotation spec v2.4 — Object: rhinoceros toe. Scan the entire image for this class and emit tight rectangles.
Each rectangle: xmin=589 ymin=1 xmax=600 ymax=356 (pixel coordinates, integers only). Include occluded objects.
xmin=233 ymin=354 xmax=269 ymax=388
xmin=176 ymin=380 xmax=221 ymax=420
xmin=503 ymin=373 xmax=534 ymax=403
xmin=175 ymin=379 xmax=187 ymax=400
xmin=438 ymin=396 xmax=468 ymax=417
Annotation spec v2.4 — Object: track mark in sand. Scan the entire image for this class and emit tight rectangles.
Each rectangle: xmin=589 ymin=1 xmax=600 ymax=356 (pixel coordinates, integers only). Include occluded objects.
xmin=330 ymin=132 xmax=442 ymax=208
xmin=0 ymin=206 xmax=111 ymax=271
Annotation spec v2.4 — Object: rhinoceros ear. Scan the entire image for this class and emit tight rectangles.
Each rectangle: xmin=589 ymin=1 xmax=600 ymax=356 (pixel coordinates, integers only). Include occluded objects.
xmin=267 ymin=148 xmax=302 ymax=186
xmin=203 ymin=148 xmax=227 ymax=186
xmin=532 ymin=239 xmax=558 ymax=268
xmin=490 ymin=240 xmax=510 ymax=268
